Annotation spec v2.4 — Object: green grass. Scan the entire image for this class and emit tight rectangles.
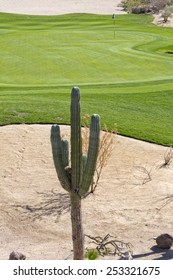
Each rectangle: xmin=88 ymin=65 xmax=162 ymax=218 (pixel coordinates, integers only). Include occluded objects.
xmin=0 ymin=13 xmax=173 ymax=145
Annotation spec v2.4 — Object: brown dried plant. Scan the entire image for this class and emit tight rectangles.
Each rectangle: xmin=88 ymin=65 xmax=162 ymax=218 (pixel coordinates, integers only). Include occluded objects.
xmin=160 ymin=146 xmax=173 ymax=168
xmin=158 ymin=194 xmax=173 ymax=210
xmin=85 ymin=234 xmax=133 ymax=259
xmin=82 ymin=114 xmax=115 ymax=194
xmin=133 ymin=165 xmax=153 ymax=185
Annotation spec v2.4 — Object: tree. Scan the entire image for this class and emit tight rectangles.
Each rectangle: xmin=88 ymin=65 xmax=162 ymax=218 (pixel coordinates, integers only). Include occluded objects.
xmin=150 ymin=0 xmax=168 ymax=12
xmin=161 ymin=5 xmax=172 ymax=22
xmin=121 ymin=0 xmax=142 ymax=13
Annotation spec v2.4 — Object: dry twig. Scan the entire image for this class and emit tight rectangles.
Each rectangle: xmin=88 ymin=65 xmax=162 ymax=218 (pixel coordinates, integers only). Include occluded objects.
xmin=133 ymin=165 xmax=152 ymax=184
xmin=160 ymin=146 xmax=173 ymax=168
xmin=85 ymin=234 xmax=133 ymax=259
xmin=157 ymin=194 xmax=173 ymax=210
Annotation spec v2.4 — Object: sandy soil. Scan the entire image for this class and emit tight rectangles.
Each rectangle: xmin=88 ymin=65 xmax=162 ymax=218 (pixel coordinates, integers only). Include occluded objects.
xmin=0 ymin=0 xmax=125 ymax=15
xmin=0 ymin=1 xmax=173 ymax=260
xmin=0 ymin=124 xmax=173 ymax=260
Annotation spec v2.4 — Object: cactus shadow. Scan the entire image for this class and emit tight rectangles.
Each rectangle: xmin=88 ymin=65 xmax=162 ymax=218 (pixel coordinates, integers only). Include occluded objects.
xmin=133 ymin=246 xmax=173 ymax=260
xmin=13 ymin=190 xmax=71 ymax=222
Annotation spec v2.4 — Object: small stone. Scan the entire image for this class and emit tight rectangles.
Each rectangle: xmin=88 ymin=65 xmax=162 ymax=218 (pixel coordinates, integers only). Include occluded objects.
xmin=9 ymin=251 xmax=26 ymax=260
xmin=120 ymin=251 xmax=133 ymax=260
xmin=156 ymin=234 xmax=173 ymax=249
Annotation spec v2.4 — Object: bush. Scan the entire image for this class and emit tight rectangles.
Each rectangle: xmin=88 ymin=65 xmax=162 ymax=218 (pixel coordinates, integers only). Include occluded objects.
xmin=131 ymin=6 xmax=151 ymax=14
xmin=161 ymin=5 xmax=172 ymax=22
xmin=121 ymin=0 xmax=172 ymax=14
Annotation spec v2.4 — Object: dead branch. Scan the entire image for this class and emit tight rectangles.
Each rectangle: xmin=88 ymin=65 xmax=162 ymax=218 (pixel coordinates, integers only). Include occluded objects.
xmin=160 ymin=146 xmax=173 ymax=168
xmin=157 ymin=194 xmax=173 ymax=210
xmin=85 ymin=234 xmax=133 ymax=259
xmin=133 ymin=165 xmax=152 ymax=185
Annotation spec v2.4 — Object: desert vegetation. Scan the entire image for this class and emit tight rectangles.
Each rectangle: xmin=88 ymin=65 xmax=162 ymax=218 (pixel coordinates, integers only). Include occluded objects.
xmin=50 ymin=87 xmax=117 ymax=259
xmin=51 ymin=87 xmax=101 ymax=259
xmin=121 ymin=0 xmax=173 ymax=22
xmin=121 ymin=0 xmax=173 ymax=14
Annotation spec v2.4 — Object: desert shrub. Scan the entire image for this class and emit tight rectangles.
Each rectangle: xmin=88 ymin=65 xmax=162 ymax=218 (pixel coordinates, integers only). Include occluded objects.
xmin=160 ymin=146 xmax=173 ymax=168
xmin=161 ymin=5 xmax=172 ymax=22
xmin=85 ymin=249 xmax=99 ymax=260
xmin=121 ymin=0 xmax=171 ymax=13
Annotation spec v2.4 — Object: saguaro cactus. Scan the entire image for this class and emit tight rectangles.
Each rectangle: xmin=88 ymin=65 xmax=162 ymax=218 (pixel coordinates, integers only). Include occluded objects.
xmin=51 ymin=87 xmax=100 ymax=259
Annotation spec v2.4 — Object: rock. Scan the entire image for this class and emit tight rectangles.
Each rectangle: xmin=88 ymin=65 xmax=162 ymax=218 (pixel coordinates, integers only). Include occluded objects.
xmin=120 ymin=251 xmax=133 ymax=260
xmin=156 ymin=234 xmax=173 ymax=249
xmin=9 ymin=251 xmax=26 ymax=260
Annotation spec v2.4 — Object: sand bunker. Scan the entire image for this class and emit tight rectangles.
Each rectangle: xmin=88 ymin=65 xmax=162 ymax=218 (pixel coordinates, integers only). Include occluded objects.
xmin=0 ymin=0 xmax=125 ymax=15
xmin=0 ymin=124 xmax=173 ymax=259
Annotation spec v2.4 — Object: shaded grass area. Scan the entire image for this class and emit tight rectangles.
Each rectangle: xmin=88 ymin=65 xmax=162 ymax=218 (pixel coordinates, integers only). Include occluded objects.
xmin=0 ymin=13 xmax=173 ymax=145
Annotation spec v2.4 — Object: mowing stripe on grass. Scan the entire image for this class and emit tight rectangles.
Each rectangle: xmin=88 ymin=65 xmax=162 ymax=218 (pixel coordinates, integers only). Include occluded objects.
xmin=0 ymin=13 xmax=173 ymax=145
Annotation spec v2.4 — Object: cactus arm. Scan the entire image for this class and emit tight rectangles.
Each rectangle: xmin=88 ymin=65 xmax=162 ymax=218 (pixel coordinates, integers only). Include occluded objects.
xmin=50 ymin=124 xmax=71 ymax=192
xmin=61 ymin=139 xmax=69 ymax=168
xmin=71 ymin=87 xmax=82 ymax=191
xmin=79 ymin=114 xmax=100 ymax=197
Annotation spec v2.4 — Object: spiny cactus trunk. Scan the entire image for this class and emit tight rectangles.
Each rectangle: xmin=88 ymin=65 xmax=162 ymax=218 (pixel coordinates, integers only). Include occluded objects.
xmin=70 ymin=193 xmax=84 ymax=260
xmin=51 ymin=86 xmax=100 ymax=260
xmin=70 ymin=87 xmax=84 ymax=259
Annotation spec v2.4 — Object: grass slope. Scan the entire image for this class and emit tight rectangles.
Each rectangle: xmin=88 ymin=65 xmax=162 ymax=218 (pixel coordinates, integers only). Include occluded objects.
xmin=0 ymin=13 xmax=173 ymax=145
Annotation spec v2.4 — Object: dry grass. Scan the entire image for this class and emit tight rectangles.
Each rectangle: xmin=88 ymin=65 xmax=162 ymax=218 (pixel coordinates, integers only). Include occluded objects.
xmin=133 ymin=165 xmax=153 ymax=185
xmin=160 ymin=146 xmax=173 ymax=168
